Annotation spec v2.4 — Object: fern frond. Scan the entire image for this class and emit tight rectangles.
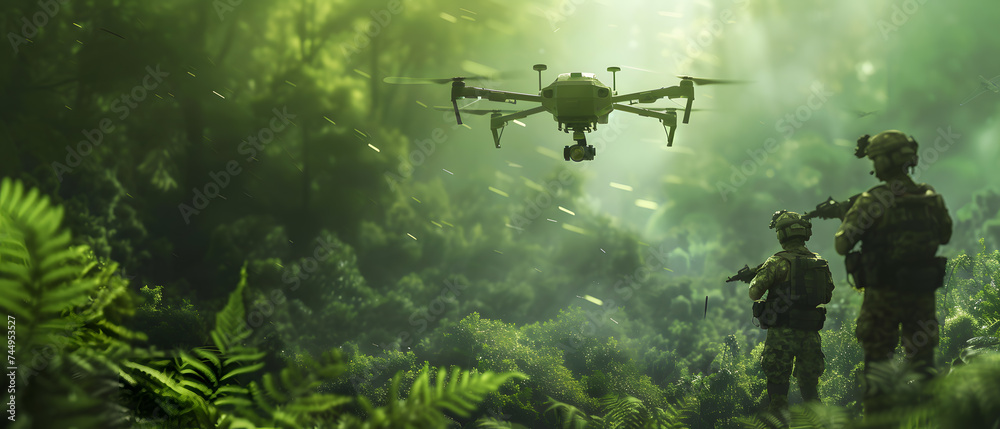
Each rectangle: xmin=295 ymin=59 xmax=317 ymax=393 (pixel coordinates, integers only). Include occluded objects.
xmin=221 ymin=361 xmax=266 ymax=381
xmin=178 ymin=350 xmax=219 ymax=384
xmin=193 ymin=347 xmax=224 ymax=369
xmin=124 ymin=360 xmax=209 ymax=410
xmin=0 ymin=178 xmax=146 ymax=427
xmin=423 ymin=365 xmax=525 ymax=418
xmin=211 ymin=264 xmax=253 ymax=354
xmin=545 ymin=396 xmax=591 ymax=429
xmin=248 ymin=349 xmax=352 ymax=426
xmin=222 ymin=349 xmax=268 ymax=366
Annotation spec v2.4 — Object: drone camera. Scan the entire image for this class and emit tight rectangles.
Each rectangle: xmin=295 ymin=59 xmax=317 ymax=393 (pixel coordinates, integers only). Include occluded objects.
xmin=564 ymin=144 xmax=596 ymax=162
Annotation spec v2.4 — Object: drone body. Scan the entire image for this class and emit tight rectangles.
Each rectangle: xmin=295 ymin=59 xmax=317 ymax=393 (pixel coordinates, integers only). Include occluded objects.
xmin=539 ymin=72 xmax=614 ymax=130
xmin=386 ymin=65 xmax=738 ymax=161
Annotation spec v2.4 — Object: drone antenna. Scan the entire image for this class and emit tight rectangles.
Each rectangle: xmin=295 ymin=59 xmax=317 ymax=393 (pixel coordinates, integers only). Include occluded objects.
xmin=533 ymin=64 xmax=547 ymax=91
xmin=607 ymin=67 xmax=621 ymax=94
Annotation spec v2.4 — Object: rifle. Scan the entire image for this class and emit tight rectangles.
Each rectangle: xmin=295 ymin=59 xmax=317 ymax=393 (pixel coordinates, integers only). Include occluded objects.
xmin=803 ymin=134 xmax=871 ymax=221
xmin=726 ymin=263 xmax=764 ymax=284
xmin=802 ymin=193 xmax=860 ymax=221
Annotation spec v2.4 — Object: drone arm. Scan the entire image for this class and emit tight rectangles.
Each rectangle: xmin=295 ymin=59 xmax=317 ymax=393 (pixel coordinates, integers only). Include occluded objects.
xmin=612 ymin=103 xmax=678 ymax=146
xmin=611 ymin=85 xmax=689 ymax=104
xmin=489 ymin=106 xmax=548 ymax=148
xmin=458 ymin=86 xmax=544 ymax=103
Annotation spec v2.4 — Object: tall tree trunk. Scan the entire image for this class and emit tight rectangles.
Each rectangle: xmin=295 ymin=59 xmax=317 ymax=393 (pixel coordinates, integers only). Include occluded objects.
xmin=301 ymin=117 xmax=310 ymax=217
xmin=370 ymin=34 xmax=379 ymax=120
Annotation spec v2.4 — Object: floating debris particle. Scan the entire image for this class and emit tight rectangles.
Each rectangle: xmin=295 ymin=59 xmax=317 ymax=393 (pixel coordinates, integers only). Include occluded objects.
xmin=488 ymin=186 xmax=509 ymax=197
xmin=635 ymin=199 xmax=659 ymax=210
xmin=610 ymin=182 xmax=633 ymax=191
xmin=578 ymin=295 xmax=603 ymax=306
xmin=562 ymin=223 xmax=590 ymax=235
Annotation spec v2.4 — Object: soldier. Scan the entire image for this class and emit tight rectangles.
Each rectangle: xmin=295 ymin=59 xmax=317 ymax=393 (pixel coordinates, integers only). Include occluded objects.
xmin=749 ymin=210 xmax=835 ymax=413
xmin=834 ymin=130 xmax=952 ymax=413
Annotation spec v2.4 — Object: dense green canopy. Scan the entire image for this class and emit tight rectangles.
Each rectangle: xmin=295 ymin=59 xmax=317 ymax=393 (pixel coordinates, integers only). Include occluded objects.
xmin=1 ymin=0 xmax=999 ymax=427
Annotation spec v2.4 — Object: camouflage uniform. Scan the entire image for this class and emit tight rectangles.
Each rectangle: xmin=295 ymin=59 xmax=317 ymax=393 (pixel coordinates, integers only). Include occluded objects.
xmin=749 ymin=214 xmax=835 ymax=412
xmin=836 ymin=182 xmax=951 ymax=368
xmin=834 ymin=130 xmax=953 ymax=414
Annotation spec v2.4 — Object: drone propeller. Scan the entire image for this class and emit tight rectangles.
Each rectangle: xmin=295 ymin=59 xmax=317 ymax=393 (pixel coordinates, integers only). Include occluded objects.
xmin=432 ymin=106 xmax=520 ymax=115
xmin=382 ymin=75 xmax=493 ymax=85
xmin=646 ymin=107 xmax=708 ymax=112
xmin=677 ymin=76 xmax=749 ymax=86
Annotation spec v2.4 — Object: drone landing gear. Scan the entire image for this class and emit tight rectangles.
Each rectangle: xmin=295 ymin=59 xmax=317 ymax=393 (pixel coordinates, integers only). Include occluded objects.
xmin=563 ymin=130 xmax=596 ymax=162
xmin=490 ymin=112 xmax=504 ymax=148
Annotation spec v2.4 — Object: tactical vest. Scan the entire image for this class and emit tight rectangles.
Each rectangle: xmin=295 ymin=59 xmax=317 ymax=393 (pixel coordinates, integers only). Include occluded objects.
xmin=859 ymin=186 xmax=948 ymax=291
xmin=759 ymin=251 xmax=829 ymax=330
xmin=860 ymin=188 xmax=944 ymax=262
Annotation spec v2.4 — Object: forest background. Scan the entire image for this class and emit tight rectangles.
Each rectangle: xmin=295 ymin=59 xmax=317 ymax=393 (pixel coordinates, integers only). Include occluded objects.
xmin=2 ymin=0 xmax=999 ymax=427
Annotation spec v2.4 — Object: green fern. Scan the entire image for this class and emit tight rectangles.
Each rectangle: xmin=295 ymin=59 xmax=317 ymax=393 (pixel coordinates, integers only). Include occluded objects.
xmin=123 ymin=263 xmax=267 ymax=428
xmin=0 ymin=178 xmax=144 ymax=428
xmin=545 ymin=393 xmax=693 ymax=429
xmin=739 ymin=402 xmax=853 ymax=429
xmin=338 ymin=364 xmax=526 ymax=428
xmin=247 ymin=349 xmax=352 ymax=426
xmin=475 ymin=418 xmax=531 ymax=429
xmin=545 ymin=397 xmax=590 ymax=429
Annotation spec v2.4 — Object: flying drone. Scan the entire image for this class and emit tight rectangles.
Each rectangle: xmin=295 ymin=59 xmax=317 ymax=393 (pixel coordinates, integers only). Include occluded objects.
xmin=959 ymin=74 xmax=1000 ymax=106
xmin=384 ymin=65 xmax=742 ymax=161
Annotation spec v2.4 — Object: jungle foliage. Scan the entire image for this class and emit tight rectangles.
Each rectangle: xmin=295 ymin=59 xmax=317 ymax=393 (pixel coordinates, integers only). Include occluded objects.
xmin=2 ymin=0 xmax=1000 ymax=427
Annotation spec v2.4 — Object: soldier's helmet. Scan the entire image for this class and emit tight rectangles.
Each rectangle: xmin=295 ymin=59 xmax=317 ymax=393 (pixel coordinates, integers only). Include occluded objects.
xmin=769 ymin=210 xmax=812 ymax=243
xmin=865 ymin=130 xmax=919 ymax=175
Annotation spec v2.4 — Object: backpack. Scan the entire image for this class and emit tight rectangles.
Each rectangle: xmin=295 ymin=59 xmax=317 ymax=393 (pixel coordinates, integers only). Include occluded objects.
xmin=757 ymin=252 xmax=831 ymax=330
